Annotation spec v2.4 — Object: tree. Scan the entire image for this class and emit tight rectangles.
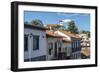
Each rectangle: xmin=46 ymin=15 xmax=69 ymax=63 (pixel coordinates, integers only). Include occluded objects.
xmin=80 ymin=30 xmax=90 ymax=38
xmin=81 ymin=30 xmax=86 ymax=34
xmin=24 ymin=21 xmax=29 ymax=24
xmin=31 ymin=19 xmax=44 ymax=26
xmin=85 ymin=31 xmax=90 ymax=38
xmin=67 ymin=21 xmax=78 ymax=34
xmin=87 ymin=31 xmax=90 ymax=38
xmin=52 ymin=25 xmax=61 ymax=30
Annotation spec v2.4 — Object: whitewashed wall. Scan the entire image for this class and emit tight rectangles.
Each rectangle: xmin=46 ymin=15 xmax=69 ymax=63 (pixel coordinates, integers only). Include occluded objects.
xmin=66 ymin=43 xmax=72 ymax=56
xmin=47 ymin=38 xmax=63 ymax=60
xmin=24 ymin=28 xmax=47 ymax=59
xmin=55 ymin=31 xmax=71 ymax=40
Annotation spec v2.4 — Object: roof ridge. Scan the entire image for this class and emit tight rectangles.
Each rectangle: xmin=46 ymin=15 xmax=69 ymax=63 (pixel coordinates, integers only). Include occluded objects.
xmin=59 ymin=30 xmax=81 ymax=39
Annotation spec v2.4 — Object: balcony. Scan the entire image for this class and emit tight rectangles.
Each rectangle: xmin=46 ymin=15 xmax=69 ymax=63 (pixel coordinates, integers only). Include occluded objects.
xmin=52 ymin=52 xmax=69 ymax=60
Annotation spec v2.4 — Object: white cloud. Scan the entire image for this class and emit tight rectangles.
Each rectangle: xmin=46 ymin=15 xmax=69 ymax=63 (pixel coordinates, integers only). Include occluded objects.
xmin=60 ymin=19 xmax=72 ymax=23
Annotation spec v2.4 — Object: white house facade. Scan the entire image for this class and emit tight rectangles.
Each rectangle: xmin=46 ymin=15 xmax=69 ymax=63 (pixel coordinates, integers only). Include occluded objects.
xmin=78 ymin=34 xmax=90 ymax=59
xmin=78 ymin=33 xmax=90 ymax=49
xmin=46 ymin=30 xmax=64 ymax=60
xmin=55 ymin=30 xmax=82 ymax=59
xmin=24 ymin=24 xmax=47 ymax=62
xmin=24 ymin=23 xmax=83 ymax=61
xmin=62 ymin=38 xmax=72 ymax=59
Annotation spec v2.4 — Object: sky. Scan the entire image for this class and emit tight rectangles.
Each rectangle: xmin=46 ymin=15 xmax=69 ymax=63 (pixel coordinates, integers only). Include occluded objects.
xmin=24 ymin=11 xmax=90 ymax=31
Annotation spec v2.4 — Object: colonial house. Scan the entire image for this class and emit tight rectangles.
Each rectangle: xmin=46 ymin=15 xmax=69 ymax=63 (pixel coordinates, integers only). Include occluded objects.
xmin=24 ymin=23 xmax=82 ymax=61
xmin=62 ymin=38 xmax=72 ymax=59
xmin=78 ymin=33 xmax=90 ymax=59
xmin=46 ymin=30 xmax=64 ymax=60
xmin=46 ymin=30 xmax=73 ymax=60
xmin=55 ymin=30 xmax=82 ymax=59
xmin=24 ymin=24 xmax=47 ymax=62
xmin=78 ymin=33 xmax=90 ymax=49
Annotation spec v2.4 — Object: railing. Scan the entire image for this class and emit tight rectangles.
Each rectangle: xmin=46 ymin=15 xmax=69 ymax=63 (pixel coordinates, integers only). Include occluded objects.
xmin=57 ymin=52 xmax=66 ymax=60
xmin=52 ymin=52 xmax=72 ymax=60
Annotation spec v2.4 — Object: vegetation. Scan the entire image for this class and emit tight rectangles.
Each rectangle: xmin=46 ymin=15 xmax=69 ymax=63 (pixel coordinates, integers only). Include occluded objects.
xmin=52 ymin=25 xmax=61 ymax=30
xmin=48 ymin=20 xmax=79 ymax=33
xmin=80 ymin=30 xmax=90 ymax=38
xmin=87 ymin=31 xmax=90 ymax=38
xmin=31 ymin=19 xmax=44 ymax=26
xmin=25 ymin=19 xmax=90 ymax=38
xmin=67 ymin=21 xmax=79 ymax=34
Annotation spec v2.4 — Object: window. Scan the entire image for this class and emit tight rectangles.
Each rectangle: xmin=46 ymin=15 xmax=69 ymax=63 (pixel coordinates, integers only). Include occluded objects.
xmin=72 ymin=42 xmax=74 ymax=48
xmin=24 ymin=35 xmax=28 ymax=51
xmin=49 ymin=43 xmax=53 ymax=55
xmin=66 ymin=47 xmax=68 ymax=54
xmin=75 ymin=41 xmax=76 ymax=48
xmin=77 ymin=40 xmax=78 ymax=48
xmin=86 ymin=38 xmax=89 ymax=40
xmin=49 ymin=49 xmax=52 ymax=55
xmin=73 ymin=41 xmax=75 ymax=51
xmin=72 ymin=42 xmax=74 ymax=52
xmin=77 ymin=40 xmax=79 ymax=47
xmin=33 ymin=35 xmax=39 ymax=50
xmin=58 ymin=41 xmax=61 ymax=52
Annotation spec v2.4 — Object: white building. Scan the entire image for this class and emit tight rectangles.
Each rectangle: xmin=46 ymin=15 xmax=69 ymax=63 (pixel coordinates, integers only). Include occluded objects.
xmin=78 ymin=33 xmax=90 ymax=48
xmin=55 ymin=30 xmax=82 ymax=59
xmin=24 ymin=23 xmax=82 ymax=61
xmin=62 ymin=38 xmax=72 ymax=59
xmin=78 ymin=33 xmax=90 ymax=59
xmin=46 ymin=30 xmax=73 ymax=60
xmin=46 ymin=30 xmax=64 ymax=60
xmin=24 ymin=24 xmax=47 ymax=62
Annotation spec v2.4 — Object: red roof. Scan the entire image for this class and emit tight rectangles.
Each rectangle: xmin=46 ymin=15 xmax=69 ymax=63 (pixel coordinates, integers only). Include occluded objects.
xmin=81 ymin=48 xmax=90 ymax=57
xmin=59 ymin=30 xmax=81 ymax=40
xmin=46 ymin=30 xmax=63 ymax=38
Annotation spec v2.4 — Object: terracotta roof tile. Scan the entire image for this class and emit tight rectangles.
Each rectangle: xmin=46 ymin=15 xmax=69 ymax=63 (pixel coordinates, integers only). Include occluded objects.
xmin=46 ymin=30 xmax=63 ymax=38
xmin=59 ymin=30 xmax=81 ymax=39
xmin=81 ymin=48 xmax=90 ymax=57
